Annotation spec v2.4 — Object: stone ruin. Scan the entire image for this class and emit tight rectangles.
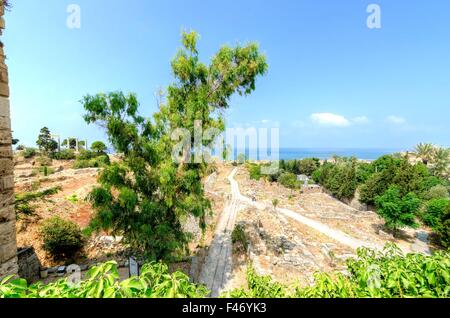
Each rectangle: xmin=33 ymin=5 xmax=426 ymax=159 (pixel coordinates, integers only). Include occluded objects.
xmin=0 ymin=0 xmax=18 ymax=278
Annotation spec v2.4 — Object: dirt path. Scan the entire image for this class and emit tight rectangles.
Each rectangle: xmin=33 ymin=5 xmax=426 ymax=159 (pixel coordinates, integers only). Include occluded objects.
xmin=199 ymin=169 xmax=243 ymax=297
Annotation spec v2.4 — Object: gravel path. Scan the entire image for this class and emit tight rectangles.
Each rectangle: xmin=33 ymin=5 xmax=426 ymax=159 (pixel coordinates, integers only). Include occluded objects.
xmin=199 ymin=169 xmax=242 ymax=297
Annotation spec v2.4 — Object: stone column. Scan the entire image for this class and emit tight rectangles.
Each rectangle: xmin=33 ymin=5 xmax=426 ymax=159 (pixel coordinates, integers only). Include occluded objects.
xmin=0 ymin=0 xmax=18 ymax=279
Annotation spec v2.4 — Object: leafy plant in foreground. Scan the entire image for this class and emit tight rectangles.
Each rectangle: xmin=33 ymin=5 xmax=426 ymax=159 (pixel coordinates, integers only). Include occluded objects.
xmin=225 ymin=244 xmax=450 ymax=298
xmin=0 ymin=261 xmax=208 ymax=298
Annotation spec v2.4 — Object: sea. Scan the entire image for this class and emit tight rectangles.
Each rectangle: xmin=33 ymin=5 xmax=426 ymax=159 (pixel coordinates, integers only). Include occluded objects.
xmin=232 ymin=148 xmax=403 ymax=161
xmin=107 ymin=147 xmax=403 ymax=162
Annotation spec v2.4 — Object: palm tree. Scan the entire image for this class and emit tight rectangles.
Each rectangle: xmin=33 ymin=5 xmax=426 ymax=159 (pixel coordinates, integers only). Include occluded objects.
xmin=431 ymin=147 xmax=450 ymax=178
xmin=414 ymin=143 xmax=435 ymax=165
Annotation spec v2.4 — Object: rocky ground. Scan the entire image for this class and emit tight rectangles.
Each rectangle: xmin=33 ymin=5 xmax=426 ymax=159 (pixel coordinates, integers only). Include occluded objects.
xmin=234 ymin=168 xmax=424 ymax=254
xmin=229 ymin=205 xmax=354 ymax=288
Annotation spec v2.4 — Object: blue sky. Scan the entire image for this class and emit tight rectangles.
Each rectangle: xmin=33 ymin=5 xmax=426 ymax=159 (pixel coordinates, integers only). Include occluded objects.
xmin=4 ymin=0 xmax=450 ymax=149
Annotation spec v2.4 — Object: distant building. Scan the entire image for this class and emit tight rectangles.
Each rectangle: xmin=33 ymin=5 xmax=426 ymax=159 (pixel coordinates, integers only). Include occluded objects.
xmin=297 ymin=174 xmax=309 ymax=186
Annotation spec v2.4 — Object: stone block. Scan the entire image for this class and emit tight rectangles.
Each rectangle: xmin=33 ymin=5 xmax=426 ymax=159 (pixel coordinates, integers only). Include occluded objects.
xmin=0 ymin=114 xmax=10 ymax=129
xmin=0 ymin=65 xmax=8 ymax=84
xmin=0 ymin=220 xmax=15 ymax=245
xmin=0 ymin=256 xmax=18 ymax=279
xmin=0 ymin=204 xmax=14 ymax=221
xmin=0 ymin=241 xmax=17 ymax=263
xmin=0 ymin=158 xmax=12 ymax=175
xmin=0 ymin=128 xmax=11 ymax=144
xmin=0 ymin=174 xmax=13 ymax=191
xmin=0 ymin=96 xmax=9 ymax=117
xmin=0 ymin=190 xmax=13 ymax=207
xmin=0 ymin=82 xmax=8 ymax=97
xmin=0 ymin=145 xmax=12 ymax=158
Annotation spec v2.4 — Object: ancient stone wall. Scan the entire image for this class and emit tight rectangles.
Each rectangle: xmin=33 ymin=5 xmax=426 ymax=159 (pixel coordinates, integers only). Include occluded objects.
xmin=0 ymin=0 xmax=18 ymax=279
xmin=17 ymin=247 xmax=41 ymax=283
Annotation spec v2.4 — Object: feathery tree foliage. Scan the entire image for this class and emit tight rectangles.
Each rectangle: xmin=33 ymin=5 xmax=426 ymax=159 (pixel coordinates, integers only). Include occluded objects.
xmin=81 ymin=31 xmax=267 ymax=260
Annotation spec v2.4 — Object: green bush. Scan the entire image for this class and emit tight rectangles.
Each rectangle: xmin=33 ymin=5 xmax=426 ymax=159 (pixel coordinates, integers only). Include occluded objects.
xmin=36 ymin=156 xmax=52 ymax=167
xmin=424 ymin=185 xmax=449 ymax=201
xmin=40 ymin=216 xmax=84 ymax=258
xmin=278 ymin=172 xmax=300 ymax=189
xmin=437 ymin=217 xmax=450 ymax=248
xmin=51 ymin=149 xmax=76 ymax=160
xmin=246 ymin=163 xmax=262 ymax=181
xmin=23 ymin=147 xmax=37 ymax=159
xmin=422 ymin=198 xmax=450 ymax=229
xmin=77 ymin=149 xmax=97 ymax=160
xmin=73 ymin=155 xmax=110 ymax=169
xmin=35 ymin=166 xmax=55 ymax=176
xmin=232 ymin=224 xmax=248 ymax=252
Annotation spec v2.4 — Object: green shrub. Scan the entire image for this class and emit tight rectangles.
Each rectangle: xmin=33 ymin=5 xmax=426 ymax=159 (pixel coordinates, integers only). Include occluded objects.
xmin=424 ymin=185 xmax=449 ymax=201
xmin=38 ymin=166 xmax=55 ymax=176
xmin=278 ymin=172 xmax=299 ymax=189
xmin=422 ymin=198 xmax=450 ymax=229
xmin=246 ymin=163 xmax=262 ymax=180
xmin=77 ymin=149 xmax=97 ymax=160
xmin=73 ymin=155 xmax=110 ymax=169
xmin=40 ymin=216 xmax=84 ymax=258
xmin=437 ymin=217 xmax=450 ymax=248
xmin=36 ymin=156 xmax=52 ymax=167
xmin=232 ymin=224 xmax=248 ymax=252
xmin=23 ymin=147 xmax=37 ymax=159
xmin=51 ymin=149 xmax=76 ymax=160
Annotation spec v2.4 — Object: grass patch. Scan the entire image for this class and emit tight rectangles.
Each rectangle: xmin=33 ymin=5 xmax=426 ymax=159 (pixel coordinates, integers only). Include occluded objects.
xmin=15 ymin=186 xmax=61 ymax=219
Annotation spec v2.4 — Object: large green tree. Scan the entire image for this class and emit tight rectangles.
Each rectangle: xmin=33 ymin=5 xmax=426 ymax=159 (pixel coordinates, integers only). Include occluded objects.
xmin=82 ymin=31 xmax=267 ymax=260
xmin=36 ymin=127 xmax=58 ymax=154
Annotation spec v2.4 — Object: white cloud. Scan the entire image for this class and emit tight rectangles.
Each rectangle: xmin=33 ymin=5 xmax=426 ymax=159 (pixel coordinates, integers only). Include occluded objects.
xmin=311 ymin=113 xmax=351 ymax=127
xmin=352 ymin=116 xmax=369 ymax=125
xmin=386 ymin=115 xmax=406 ymax=125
